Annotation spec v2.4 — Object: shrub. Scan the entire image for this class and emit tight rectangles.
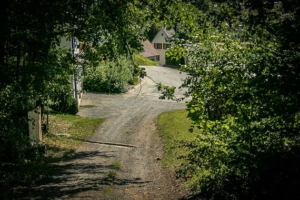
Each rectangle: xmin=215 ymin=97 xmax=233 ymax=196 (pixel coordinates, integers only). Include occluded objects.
xmin=49 ymin=93 xmax=78 ymax=115
xmin=0 ymin=87 xmax=49 ymax=198
xmin=46 ymin=73 xmax=79 ymax=115
xmin=83 ymin=57 xmax=133 ymax=93
xmin=66 ymin=97 xmax=78 ymax=115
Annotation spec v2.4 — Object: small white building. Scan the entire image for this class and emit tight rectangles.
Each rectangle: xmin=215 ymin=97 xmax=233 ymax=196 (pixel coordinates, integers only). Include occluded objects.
xmin=151 ymin=28 xmax=174 ymax=66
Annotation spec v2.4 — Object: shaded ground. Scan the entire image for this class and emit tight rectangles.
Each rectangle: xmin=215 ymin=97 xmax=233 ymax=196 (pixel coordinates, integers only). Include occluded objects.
xmin=30 ymin=66 xmax=190 ymax=199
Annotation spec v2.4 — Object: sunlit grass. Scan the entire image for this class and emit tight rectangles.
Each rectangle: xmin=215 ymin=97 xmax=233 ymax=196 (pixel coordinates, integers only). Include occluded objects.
xmin=134 ymin=54 xmax=159 ymax=66
xmin=80 ymin=105 xmax=97 ymax=108
xmin=158 ymin=109 xmax=199 ymax=169
xmin=44 ymin=112 xmax=105 ymax=160
xmin=112 ymin=160 xmax=122 ymax=170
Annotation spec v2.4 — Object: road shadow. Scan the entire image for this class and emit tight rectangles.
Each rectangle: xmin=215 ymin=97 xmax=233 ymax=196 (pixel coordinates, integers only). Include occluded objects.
xmin=162 ymin=65 xmax=181 ymax=70
xmin=24 ymin=149 xmax=152 ymax=199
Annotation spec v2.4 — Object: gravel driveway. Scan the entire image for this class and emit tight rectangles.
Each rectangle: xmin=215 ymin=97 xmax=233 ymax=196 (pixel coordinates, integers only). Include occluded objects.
xmin=34 ymin=66 xmax=190 ymax=199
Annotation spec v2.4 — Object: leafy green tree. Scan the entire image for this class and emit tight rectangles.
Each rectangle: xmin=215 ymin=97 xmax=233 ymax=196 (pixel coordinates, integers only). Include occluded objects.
xmin=161 ymin=0 xmax=300 ymax=199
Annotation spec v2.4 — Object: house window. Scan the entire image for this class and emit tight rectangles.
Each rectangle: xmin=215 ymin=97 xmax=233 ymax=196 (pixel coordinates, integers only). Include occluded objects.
xmin=163 ymin=43 xmax=171 ymax=49
xmin=156 ymin=55 xmax=160 ymax=61
xmin=154 ymin=43 xmax=162 ymax=49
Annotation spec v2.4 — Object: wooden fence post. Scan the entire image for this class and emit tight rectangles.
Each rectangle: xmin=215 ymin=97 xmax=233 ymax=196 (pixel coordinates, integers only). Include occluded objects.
xmin=28 ymin=106 xmax=42 ymax=144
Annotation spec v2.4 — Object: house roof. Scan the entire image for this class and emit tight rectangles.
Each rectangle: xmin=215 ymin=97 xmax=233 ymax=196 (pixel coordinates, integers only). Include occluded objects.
xmin=140 ymin=40 xmax=159 ymax=58
xmin=162 ymin=28 xmax=175 ymax=38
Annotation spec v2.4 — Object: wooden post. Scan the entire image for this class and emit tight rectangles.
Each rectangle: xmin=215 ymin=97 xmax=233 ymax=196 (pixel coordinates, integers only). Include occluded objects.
xmin=28 ymin=106 xmax=42 ymax=144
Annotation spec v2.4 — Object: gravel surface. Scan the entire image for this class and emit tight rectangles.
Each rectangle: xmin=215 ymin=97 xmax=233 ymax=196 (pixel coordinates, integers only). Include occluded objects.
xmin=32 ymin=66 xmax=191 ymax=199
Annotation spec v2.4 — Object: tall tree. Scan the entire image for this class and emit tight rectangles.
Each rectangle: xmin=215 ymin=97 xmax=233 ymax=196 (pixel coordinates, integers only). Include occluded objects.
xmin=161 ymin=0 xmax=300 ymax=199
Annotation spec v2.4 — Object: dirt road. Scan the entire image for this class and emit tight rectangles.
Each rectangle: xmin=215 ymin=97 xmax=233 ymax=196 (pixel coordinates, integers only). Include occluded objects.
xmin=35 ymin=66 xmax=190 ymax=199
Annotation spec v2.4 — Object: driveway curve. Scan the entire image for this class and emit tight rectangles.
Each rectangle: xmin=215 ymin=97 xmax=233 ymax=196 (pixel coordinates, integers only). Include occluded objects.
xmin=36 ymin=66 xmax=190 ymax=199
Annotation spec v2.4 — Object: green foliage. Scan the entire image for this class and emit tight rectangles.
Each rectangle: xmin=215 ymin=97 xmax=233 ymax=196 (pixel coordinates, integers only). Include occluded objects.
xmin=158 ymin=1 xmax=300 ymax=199
xmin=0 ymin=117 xmax=48 ymax=198
xmin=112 ymin=160 xmax=122 ymax=170
xmin=49 ymin=92 xmax=78 ymax=115
xmin=43 ymin=52 xmax=79 ymax=115
xmin=66 ymin=97 xmax=79 ymax=115
xmin=0 ymin=135 xmax=48 ymax=198
xmin=157 ymin=83 xmax=177 ymax=100
xmin=83 ymin=57 xmax=133 ymax=93
xmin=0 ymin=86 xmax=46 ymax=198
xmin=107 ymin=171 xmax=117 ymax=182
xmin=165 ymin=55 xmax=185 ymax=66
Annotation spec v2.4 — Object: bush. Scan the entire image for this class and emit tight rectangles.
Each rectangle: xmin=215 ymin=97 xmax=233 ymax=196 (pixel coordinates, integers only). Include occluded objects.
xmin=46 ymin=73 xmax=79 ymax=115
xmin=165 ymin=55 xmax=184 ymax=66
xmin=66 ymin=97 xmax=78 ymax=115
xmin=83 ymin=57 xmax=133 ymax=93
xmin=0 ymin=87 xmax=49 ymax=198
xmin=49 ymin=93 xmax=78 ymax=115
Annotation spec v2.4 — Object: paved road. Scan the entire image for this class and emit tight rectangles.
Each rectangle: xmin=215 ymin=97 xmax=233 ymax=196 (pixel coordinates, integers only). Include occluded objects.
xmin=33 ymin=66 xmax=190 ymax=199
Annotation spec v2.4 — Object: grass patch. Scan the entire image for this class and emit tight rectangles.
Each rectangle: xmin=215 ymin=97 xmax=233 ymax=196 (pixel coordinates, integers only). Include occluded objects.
xmin=44 ymin=112 xmax=105 ymax=160
xmin=107 ymin=171 xmax=117 ymax=181
xmin=112 ymin=160 xmax=122 ymax=170
xmin=125 ymin=130 xmax=134 ymax=135
xmin=80 ymin=105 xmax=96 ymax=108
xmin=158 ymin=109 xmax=198 ymax=169
xmin=102 ymin=161 xmax=121 ymax=193
xmin=134 ymin=54 xmax=159 ymax=66
xmin=103 ymin=185 xmax=113 ymax=194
